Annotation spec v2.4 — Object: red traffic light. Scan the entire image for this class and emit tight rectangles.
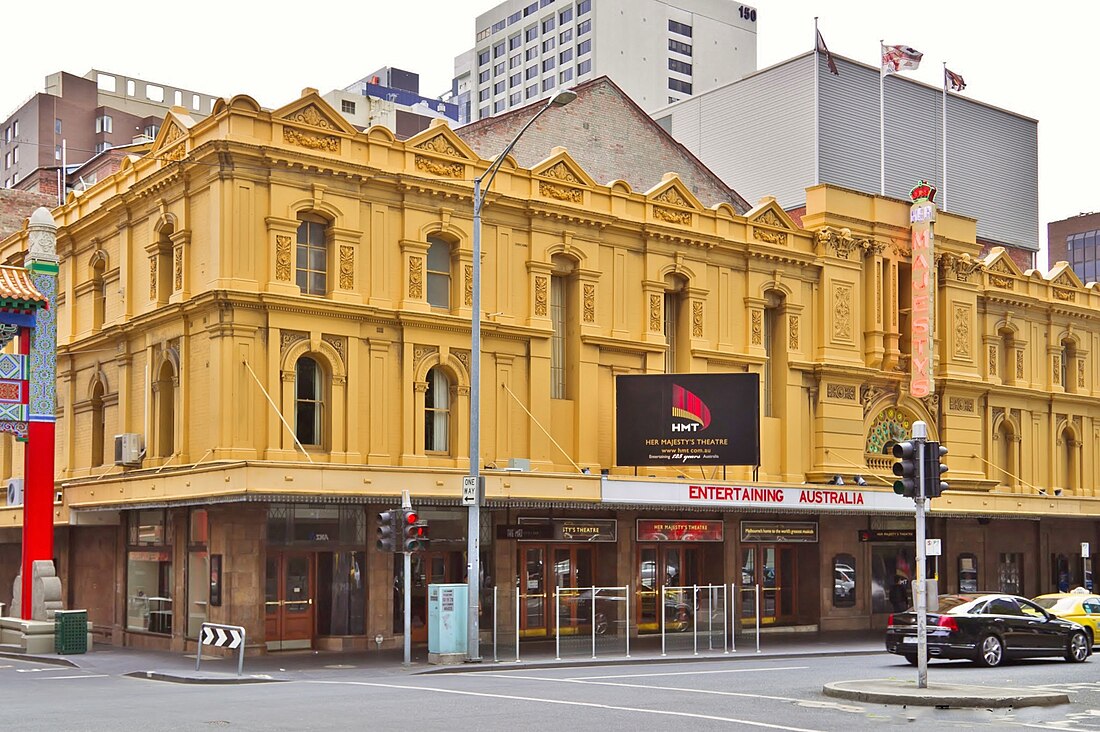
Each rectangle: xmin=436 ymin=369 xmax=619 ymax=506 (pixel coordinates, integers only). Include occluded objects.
xmin=404 ymin=510 xmax=418 ymax=525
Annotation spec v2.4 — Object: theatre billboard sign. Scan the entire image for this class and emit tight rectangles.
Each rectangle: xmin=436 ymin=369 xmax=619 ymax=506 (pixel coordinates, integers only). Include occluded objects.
xmin=615 ymin=373 xmax=759 ymax=467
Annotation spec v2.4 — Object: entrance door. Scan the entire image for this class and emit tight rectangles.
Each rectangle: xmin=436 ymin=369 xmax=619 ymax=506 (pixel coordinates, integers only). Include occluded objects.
xmin=740 ymin=545 xmax=796 ymax=625
xmin=265 ymin=552 xmax=315 ymax=651
xmin=553 ymin=546 xmax=594 ymax=635
xmin=637 ymin=544 xmax=702 ymax=632
xmin=517 ymin=545 xmax=595 ymax=637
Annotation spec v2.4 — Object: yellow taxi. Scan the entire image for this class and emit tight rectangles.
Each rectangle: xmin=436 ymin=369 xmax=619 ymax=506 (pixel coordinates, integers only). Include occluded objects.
xmin=1033 ymin=588 xmax=1100 ymax=647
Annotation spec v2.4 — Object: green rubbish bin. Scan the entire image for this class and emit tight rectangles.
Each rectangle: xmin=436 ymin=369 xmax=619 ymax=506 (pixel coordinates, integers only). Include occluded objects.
xmin=55 ymin=609 xmax=88 ymax=654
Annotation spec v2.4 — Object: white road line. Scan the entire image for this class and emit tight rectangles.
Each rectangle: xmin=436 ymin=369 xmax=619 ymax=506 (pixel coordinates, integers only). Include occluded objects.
xmin=567 ymin=665 xmax=809 ymax=680
xmin=34 ymin=674 xmax=109 ymax=680
xmin=304 ymin=679 xmax=824 ymax=731
xmin=482 ymin=673 xmax=824 ymax=706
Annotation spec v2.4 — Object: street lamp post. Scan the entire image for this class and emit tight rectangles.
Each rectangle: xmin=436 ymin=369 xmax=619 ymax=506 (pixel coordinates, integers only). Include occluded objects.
xmin=467 ymin=89 xmax=576 ymax=662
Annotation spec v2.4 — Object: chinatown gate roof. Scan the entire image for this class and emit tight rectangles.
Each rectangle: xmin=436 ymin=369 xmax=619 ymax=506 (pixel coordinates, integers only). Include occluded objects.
xmin=0 ymin=265 xmax=47 ymax=318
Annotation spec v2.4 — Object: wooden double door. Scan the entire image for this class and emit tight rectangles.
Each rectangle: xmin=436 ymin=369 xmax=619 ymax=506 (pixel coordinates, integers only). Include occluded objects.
xmin=740 ymin=544 xmax=797 ymax=625
xmin=518 ymin=545 xmax=595 ymax=636
xmin=265 ymin=552 xmax=314 ymax=651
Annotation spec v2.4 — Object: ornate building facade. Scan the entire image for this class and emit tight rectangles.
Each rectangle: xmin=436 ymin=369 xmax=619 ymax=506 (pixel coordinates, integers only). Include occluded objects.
xmin=0 ymin=90 xmax=1095 ymax=653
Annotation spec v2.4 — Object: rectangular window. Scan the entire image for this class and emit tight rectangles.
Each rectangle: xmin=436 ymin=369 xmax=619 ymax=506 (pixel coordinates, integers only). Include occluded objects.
xmin=524 ymin=2 xmax=538 ymax=15
xmin=526 ymin=26 xmax=538 ymax=42
xmin=577 ymin=0 xmax=591 ymax=15
xmin=664 ymin=293 xmax=678 ymax=373
xmin=543 ymin=57 xmax=556 ymax=72
xmin=478 ymin=49 xmax=491 ymax=66
xmin=559 ymin=7 xmax=573 ymax=23
xmin=494 ymin=100 xmax=506 ymax=112
xmin=510 ymin=73 xmax=522 ymax=87
xmin=526 ymin=84 xmax=539 ymax=99
xmin=479 ymin=88 xmax=490 ymax=102
xmin=559 ymin=68 xmax=573 ymax=83
xmin=578 ymin=19 xmax=591 ymax=35
xmin=11 ymin=147 xmax=17 ymax=164
xmin=560 ymin=28 xmax=572 ymax=43
xmin=341 ymin=99 xmax=355 ymax=114
xmin=495 ymin=62 xmax=506 ymax=75
xmin=668 ymin=78 xmax=692 ymax=94
xmin=998 ymin=553 xmax=1023 ymax=594
xmin=511 ymin=54 xmax=523 ymax=69
xmin=543 ymin=77 xmax=556 ymax=91
xmin=426 ymin=237 xmax=451 ymax=308
xmin=55 ymin=118 xmax=62 ymax=135
xmin=526 ymin=47 xmax=538 ymax=61
xmin=509 ymin=34 xmax=522 ymax=50
xmin=494 ymin=81 xmax=506 ymax=94
xmin=492 ymin=19 xmax=506 ymax=32
xmin=526 ymin=66 xmax=538 ymax=80
xmin=510 ymin=91 xmax=523 ymax=105
xmin=508 ymin=10 xmax=522 ymax=24
xmin=12 ymin=120 xmax=17 ymax=137
xmin=127 ymin=510 xmax=173 ymax=634
xmin=669 ymin=39 xmax=693 ymax=56
xmin=668 ymin=19 xmax=693 ymax=37
xmin=543 ymin=37 xmax=556 ymax=52
xmin=54 ymin=145 xmax=61 ymax=161
xmin=95 ymin=142 xmax=112 ymax=154
xmin=479 ymin=69 xmax=491 ymax=83
xmin=494 ymin=42 xmax=506 ymax=58
xmin=296 ymin=218 xmax=327 ymax=296
xmin=477 ymin=28 xmax=491 ymax=42
xmin=560 ymin=48 xmax=573 ymax=63
xmin=479 ymin=106 xmax=490 ymax=119
xmin=578 ymin=59 xmax=592 ymax=76
xmin=541 ymin=0 xmax=553 ymax=6
xmin=551 ymin=276 xmax=567 ymax=398
xmin=3 ymin=152 xmax=9 ymax=169
xmin=543 ymin=17 xmax=555 ymax=33
xmin=669 ymin=58 xmax=693 ymax=75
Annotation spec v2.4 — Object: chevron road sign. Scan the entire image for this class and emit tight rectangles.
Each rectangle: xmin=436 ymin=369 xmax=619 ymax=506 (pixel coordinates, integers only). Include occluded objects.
xmin=201 ymin=625 xmax=244 ymax=649
xmin=196 ymin=622 xmax=247 ymax=676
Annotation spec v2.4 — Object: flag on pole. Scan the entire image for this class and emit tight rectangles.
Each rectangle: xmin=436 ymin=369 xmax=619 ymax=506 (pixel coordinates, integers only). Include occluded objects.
xmin=881 ymin=44 xmax=923 ymax=74
xmin=816 ymin=30 xmax=839 ymax=76
xmin=945 ymin=67 xmax=966 ymax=92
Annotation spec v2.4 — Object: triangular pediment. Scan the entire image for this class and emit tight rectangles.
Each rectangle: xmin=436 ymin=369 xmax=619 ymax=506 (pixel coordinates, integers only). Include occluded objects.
xmin=645 ymin=174 xmax=702 ymax=210
xmin=150 ymin=110 xmax=196 ymax=161
xmin=746 ymin=197 xmax=798 ymax=230
xmin=273 ymin=93 xmax=357 ymax=136
xmin=1049 ymin=261 xmax=1083 ymax=289
xmin=532 ymin=149 xmax=597 ymax=188
xmin=983 ymin=248 xmax=1023 ymax=278
xmin=406 ymin=121 xmax=478 ymax=161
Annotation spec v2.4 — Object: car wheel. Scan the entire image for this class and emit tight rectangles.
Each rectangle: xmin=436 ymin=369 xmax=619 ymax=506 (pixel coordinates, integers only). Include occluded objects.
xmin=975 ymin=634 xmax=1004 ymax=667
xmin=1066 ymin=631 xmax=1090 ymax=663
xmin=903 ymin=654 xmax=917 ymax=666
xmin=594 ymin=613 xmax=608 ymax=636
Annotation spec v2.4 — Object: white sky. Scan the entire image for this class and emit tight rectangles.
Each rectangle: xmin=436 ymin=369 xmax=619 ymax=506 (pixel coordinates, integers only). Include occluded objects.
xmin=6 ymin=1 xmax=1097 ymax=262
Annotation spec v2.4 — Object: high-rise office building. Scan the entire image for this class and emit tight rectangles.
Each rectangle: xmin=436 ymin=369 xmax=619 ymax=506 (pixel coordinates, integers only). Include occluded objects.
xmin=1048 ymin=211 xmax=1100 ymax=284
xmin=454 ymin=0 xmax=757 ymax=123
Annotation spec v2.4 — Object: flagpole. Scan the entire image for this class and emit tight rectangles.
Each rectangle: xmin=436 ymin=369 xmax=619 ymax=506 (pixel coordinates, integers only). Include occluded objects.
xmin=814 ymin=18 xmax=820 ymax=186
xmin=879 ymin=40 xmax=886 ymax=196
xmin=942 ymin=62 xmax=948 ymax=211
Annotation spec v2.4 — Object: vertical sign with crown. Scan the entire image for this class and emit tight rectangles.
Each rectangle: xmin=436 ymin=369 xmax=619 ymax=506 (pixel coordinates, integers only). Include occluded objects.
xmin=909 ymin=181 xmax=937 ymax=398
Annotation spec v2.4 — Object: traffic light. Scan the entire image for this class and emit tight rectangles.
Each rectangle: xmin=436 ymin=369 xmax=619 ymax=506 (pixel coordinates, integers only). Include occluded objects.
xmin=925 ymin=441 xmax=949 ymax=498
xmin=376 ymin=509 xmax=398 ymax=552
xmin=402 ymin=508 xmax=427 ymax=552
xmin=892 ymin=440 xmax=919 ymax=498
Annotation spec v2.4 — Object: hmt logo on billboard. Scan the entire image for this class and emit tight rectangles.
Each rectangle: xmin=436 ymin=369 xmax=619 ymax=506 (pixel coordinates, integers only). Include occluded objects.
xmin=671 ymin=384 xmax=711 ymax=432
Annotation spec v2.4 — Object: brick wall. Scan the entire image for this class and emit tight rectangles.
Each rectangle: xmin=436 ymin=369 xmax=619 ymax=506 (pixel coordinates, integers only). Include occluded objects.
xmin=0 ymin=189 xmax=54 ymax=242
xmin=458 ymin=78 xmax=746 ymax=211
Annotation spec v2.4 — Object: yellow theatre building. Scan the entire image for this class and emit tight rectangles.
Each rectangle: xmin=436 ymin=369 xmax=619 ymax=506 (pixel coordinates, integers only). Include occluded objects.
xmin=0 ymin=84 xmax=1097 ymax=654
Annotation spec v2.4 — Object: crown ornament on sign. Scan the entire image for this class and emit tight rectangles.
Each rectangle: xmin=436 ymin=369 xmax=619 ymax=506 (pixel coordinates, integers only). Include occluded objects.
xmin=910 ymin=180 xmax=937 ymax=203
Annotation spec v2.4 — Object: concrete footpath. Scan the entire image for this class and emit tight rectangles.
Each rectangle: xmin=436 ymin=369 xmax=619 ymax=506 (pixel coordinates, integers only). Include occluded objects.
xmin=0 ymin=630 xmax=1076 ymax=708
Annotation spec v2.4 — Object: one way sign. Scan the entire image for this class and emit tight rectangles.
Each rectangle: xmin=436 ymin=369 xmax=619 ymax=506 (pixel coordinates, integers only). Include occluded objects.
xmin=201 ymin=624 xmax=244 ymax=649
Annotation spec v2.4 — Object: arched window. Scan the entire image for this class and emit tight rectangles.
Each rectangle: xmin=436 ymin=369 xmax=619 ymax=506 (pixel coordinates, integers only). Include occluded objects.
xmin=550 ymin=254 xmax=577 ymax=400
xmin=663 ymin=275 xmax=686 ymax=374
xmin=90 ymin=380 xmax=105 ymax=467
xmin=995 ymin=420 xmax=1016 ymax=489
xmin=425 ymin=367 xmax=450 ymax=452
xmin=1059 ymin=425 xmax=1077 ymax=495
xmin=295 ymin=356 xmax=324 ymax=447
xmin=154 ymin=360 xmax=176 ymax=458
xmin=296 ymin=214 xmax=329 ymax=296
xmin=92 ymin=258 xmax=106 ymax=331
xmin=426 ymin=236 xmax=452 ymax=309
xmin=999 ymin=329 xmax=1015 ymax=385
xmin=153 ymin=226 xmax=172 ymax=305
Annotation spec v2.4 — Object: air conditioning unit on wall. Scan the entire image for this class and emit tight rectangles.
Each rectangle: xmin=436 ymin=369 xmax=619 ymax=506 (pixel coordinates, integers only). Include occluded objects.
xmin=6 ymin=478 xmax=23 ymax=506
xmin=114 ymin=433 xmax=145 ymax=467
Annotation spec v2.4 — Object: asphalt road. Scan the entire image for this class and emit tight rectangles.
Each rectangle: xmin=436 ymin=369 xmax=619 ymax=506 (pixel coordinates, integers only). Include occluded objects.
xmin=6 ymin=652 xmax=1100 ymax=731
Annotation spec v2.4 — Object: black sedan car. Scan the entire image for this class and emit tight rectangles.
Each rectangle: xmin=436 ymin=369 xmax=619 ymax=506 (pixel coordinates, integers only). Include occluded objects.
xmin=885 ymin=593 xmax=1091 ymax=667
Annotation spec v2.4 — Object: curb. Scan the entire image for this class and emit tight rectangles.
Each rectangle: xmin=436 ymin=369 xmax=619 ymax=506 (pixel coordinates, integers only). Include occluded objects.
xmin=417 ymin=648 xmax=884 ymax=674
xmin=124 ymin=670 xmax=290 ymax=685
xmin=0 ymin=651 xmax=80 ymax=668
xmin=822 ymin=679 xmax=1071 ymax=708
